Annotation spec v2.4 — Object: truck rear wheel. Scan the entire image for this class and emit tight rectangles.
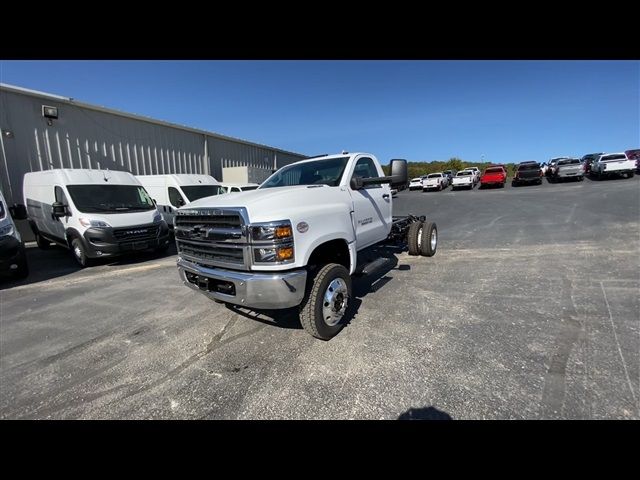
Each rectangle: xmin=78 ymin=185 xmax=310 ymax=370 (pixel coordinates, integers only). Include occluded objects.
xmin=407 ymin=221 xmax=423 ymax=256
xmin=420 ymin=222 xmax=438 ymax=257
xmin=299 ymin=263 xmax=351 ymax=340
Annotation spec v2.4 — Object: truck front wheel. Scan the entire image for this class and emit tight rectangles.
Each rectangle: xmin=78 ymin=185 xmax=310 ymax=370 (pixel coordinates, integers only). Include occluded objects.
xmin=300 ymin=263 xmax=352 ymax=340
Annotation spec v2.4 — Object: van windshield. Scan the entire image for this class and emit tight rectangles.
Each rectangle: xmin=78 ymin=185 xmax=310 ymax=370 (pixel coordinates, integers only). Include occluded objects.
xmin=181 ymin=185 xmax=224 ymax=201
xmin=242 ymin=186 xmax=259 ymax=191
xmin=261 ymin=157 xmax=349 ymax=189
xmin=66 ymin=185 xmax=155 ymax=213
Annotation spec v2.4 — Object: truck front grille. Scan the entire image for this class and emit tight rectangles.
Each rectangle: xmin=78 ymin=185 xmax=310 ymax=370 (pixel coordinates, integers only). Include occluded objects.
xmin=174 ymin=209 xmax=247 ymax=269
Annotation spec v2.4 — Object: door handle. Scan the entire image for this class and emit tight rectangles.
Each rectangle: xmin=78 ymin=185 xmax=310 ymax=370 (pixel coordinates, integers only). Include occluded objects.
xmin=382 ymin=194 xmax=390 ymax=199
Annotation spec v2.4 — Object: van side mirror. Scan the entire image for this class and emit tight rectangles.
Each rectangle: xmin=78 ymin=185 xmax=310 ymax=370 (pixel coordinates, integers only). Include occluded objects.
xmin=152 ymin=198 xmax=157 ymax=205
xmin=9 ymin=204 xmax=27 ymax=220
xmin=350 ymin=176 xmax=364 ymax=190
xmin=52 ymin=201 xmax=67 ymax=218
xmin=178 ymin=198 xmax=185 ymax=207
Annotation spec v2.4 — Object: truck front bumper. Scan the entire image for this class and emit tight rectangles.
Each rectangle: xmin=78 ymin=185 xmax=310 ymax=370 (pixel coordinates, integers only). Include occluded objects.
xmin=177 ymin=257 xmax=308 ymax=309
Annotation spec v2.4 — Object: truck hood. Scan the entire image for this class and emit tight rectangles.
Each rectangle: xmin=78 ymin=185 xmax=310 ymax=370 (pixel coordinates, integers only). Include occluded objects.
xmin=180 ymin=185 xmax=350 ymax=223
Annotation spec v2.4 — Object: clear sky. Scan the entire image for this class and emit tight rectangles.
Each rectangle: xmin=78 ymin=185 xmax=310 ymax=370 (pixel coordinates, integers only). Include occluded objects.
xmin=1 ymin=60 xmax=638 ymax=164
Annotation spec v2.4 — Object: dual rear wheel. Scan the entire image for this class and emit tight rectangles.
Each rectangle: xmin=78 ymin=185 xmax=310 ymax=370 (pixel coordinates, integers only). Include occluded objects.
xmin=408 ymin=221 xmax=438 ymax=257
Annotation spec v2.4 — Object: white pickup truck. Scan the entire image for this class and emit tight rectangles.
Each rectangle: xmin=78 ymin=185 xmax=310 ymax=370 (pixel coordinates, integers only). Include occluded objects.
xmin=590 ymin=153 xmax=636 ymax=179
xmin=175 ymin=153 xmax=438 ymax=340
xmin=422 ymin=173 xmax=448 ymax=191
xmin=451 ymin=170 xmax=476 ymax=190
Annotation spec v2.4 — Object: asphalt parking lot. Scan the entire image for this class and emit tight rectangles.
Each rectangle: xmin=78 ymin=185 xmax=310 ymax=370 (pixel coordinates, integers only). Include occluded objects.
xmin=1 ymin=175 xmax=639 ymax=419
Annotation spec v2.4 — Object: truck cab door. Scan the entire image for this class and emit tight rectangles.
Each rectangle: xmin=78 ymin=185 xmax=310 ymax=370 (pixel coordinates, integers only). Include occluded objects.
xmin=347 ymin=156 xmax=392 ymax=250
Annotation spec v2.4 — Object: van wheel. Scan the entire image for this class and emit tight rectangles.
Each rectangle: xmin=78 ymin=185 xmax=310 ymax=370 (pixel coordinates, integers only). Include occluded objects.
xmin=299 ymin=263 xmax=351 ymax=340
xmin=420 ymin=222 xmax=438 ymax=257
xmin=628 ymin=171 xmax=635 ymax=178
xmin=35 ymin=232 xmax=50 ymax=249
xmin=407 ymin=221 xmax=423 ymax=256
xmin=71 ymin=238 xmax=93 ymax=268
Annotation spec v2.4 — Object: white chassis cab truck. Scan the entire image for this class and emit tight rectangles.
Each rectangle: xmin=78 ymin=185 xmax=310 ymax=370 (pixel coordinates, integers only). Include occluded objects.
xmin=175 ymin=153 xmax=438 ymax=340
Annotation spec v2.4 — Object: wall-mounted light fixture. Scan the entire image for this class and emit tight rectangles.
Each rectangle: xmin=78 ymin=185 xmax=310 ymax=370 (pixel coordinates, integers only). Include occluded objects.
xmin=42 ymin=105 xmax=59 ymax=126
xmin=42 ymin=105 xmax=58 ymax=119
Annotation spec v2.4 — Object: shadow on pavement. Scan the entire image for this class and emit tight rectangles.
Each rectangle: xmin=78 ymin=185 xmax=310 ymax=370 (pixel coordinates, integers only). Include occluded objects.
xmin=0 ymin=242 xmax=177 ymax=290
xmin=398 ymin=406 xmax=453 ymax=420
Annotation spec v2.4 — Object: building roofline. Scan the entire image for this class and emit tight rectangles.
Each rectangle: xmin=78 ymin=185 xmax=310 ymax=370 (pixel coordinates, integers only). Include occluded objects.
xmin=0 ymin=83 xmax=308 ymax=159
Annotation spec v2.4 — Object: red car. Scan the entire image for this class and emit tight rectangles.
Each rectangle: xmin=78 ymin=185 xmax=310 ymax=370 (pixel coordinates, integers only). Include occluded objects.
xmin=480 ymin=166 xmax=507 ymax=188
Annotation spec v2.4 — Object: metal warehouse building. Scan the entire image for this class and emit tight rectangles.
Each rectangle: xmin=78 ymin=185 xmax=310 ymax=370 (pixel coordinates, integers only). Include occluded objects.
xmin=0 ymin=83 xmax=307 ymax=238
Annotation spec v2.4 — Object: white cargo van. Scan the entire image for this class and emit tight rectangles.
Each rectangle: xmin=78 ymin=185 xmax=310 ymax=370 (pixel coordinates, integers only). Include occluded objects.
xmin=0 ymin=190 xmax=28 ymax=279
xmin=219 ymin=183 xmax=260 ymax=194
xmin=136 ymin=174 xmax=222 ymax=228
xmin=23 ymin=169 xmax=170 ymax=267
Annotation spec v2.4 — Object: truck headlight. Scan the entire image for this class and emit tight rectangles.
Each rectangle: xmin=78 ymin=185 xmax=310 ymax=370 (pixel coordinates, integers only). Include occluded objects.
xmin=254 ymin=245 xmax=294 ymax=263
xmin=250 ymin=221 xmax=293 ymax=241
xmin=0 ymin=224 xmax=14 ymax=237
xmin=152 ymin=211 xmax=162 ymax=223
xmin=79 ymin=217 xmax=111 ymax=228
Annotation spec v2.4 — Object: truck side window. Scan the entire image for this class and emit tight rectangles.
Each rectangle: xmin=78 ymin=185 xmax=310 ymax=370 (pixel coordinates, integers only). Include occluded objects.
xmin=168 ymin=187 xmax=185 ymax=208
xmin=351 ymin=157 xmax=380 ymax=189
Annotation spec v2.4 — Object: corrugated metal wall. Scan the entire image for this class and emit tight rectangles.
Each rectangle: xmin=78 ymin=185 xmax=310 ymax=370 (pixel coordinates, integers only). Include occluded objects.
xmin=0 ymin=85 xmax=306 ymax=207
xmin=0 ymin=85 xmax=307 ymax=240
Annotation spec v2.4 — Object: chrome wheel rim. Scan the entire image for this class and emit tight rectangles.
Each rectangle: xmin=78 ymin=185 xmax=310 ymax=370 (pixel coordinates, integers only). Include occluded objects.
xmin=74 ymin=245 xmax=82 ymax=259
xmin=417 ymin=226 xmax=423 ymax=247
xmin=322 ymin=278 xmax=349 ymax=326
xmin=431 ymin=229 xmax=437 ymax=250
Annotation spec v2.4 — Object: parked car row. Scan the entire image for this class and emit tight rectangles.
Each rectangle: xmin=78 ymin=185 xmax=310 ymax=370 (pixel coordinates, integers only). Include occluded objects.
xmin=408 ymin=148 xmax=638 ymax=194
xmin=0 ymin=170 xmax=255 ymax=280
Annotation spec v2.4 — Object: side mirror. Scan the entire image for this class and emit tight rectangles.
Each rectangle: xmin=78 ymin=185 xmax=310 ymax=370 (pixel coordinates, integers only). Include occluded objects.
xmin=52 ymin=201 xmax=67 ymax=218
xmin=152 ymin=198 xmax=157 ymax=205
xmin=350 ymin=176 xmax=364 ymax=190
xmin=177 ymin=198 xmax=186 ymax=207
xmin=390 ymin=158 xmax=408 ymax=187
xmin=9 ymin=204 xmax=27 ymax=220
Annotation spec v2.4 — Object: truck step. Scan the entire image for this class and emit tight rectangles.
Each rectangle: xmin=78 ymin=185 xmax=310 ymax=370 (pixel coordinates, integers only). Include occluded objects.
xmin=359 ymin=257 xmax=395 ymax=276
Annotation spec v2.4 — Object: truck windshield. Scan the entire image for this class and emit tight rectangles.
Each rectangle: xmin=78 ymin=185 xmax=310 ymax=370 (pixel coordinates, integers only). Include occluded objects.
xmin=485 ymin=168 xmax=503 ymax=174
xmin=66 ymin=185 xmax=155 ymax=213
xmin=242 ymin=186 xmax=259 ymax=191
xmin=181 ymin=185 xmax=224 ymax=201
xmin=558 ymin=159 xmax=580 ymax=165
xmin=261 ymin=157 xmax=350 ymax=188
xmin=601 ymin=154 xmax=626 ymax=161
xmin=427 ymin=174 xmax=442 ymax=178
xmin=518 ymin=164 xmax=540 ymax=171
xmin=457 ymin=172 xmax=472 ymax=176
